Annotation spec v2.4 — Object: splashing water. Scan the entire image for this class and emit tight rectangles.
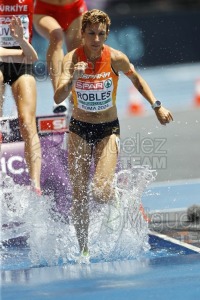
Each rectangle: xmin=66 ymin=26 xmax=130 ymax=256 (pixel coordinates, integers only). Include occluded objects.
xmin=0 ymin=166 xmax=156 ymax=268
xmin=89 ymin=166 xmax=156 ymax=261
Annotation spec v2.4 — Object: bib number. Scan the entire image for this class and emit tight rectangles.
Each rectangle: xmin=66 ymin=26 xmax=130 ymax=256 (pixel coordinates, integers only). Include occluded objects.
xmin=0 ymin=15 xmax=29 ymax=47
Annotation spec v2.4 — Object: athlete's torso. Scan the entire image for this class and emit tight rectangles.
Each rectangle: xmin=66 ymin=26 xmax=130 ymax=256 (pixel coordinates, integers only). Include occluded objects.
xmin=72 ymin=45 xmax=119 ymax=123
xmin=38 ymin=0 xmax=77 ymax=5
xmin=0 ymin=0 xmax=33 ymax=47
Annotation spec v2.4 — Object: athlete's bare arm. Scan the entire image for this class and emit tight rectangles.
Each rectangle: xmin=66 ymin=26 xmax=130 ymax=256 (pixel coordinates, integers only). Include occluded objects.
xmin=111 ymin=48 xmax=173 ymax=125
xmin=54 ymin=50 xmax=89 ymax=103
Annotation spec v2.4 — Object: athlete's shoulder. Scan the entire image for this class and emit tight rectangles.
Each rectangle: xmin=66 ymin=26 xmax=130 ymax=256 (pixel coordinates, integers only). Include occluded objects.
xmin=109 ymin=47 xmax=128 ymax=62
xmin=109 ymin=47 xmax=130 ymax=73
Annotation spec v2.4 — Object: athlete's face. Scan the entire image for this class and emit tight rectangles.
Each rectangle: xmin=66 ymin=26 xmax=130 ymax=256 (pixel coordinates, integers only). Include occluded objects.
xmin=82 ymin=22 xmax=108 ymax=54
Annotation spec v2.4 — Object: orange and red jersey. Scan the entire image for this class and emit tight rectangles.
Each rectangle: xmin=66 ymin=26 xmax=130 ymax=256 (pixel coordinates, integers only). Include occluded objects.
xmin=0 ymin=0 xmax=33 ymax=47
xmin=72 ymin=45 xmax=119 ymax=112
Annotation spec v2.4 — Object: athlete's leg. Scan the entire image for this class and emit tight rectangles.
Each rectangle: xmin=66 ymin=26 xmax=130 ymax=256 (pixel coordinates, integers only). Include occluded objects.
xmin=0 ymin=72 xmax=5 ymax=153
xmin=63 ymin=16 xmax=84 ymax=117
xmin=0 ymin=71 xmax=5 ymax=117
xmin=64 ymin=15 xmax=83 ymax=52
xmin=93 ymin=134 xmax=119 ymax=203
xmin=68 ymin=131 xmax=92 ymax=253
xmin=12 ymin=75 xmax=41 ymax=189
xmin=94 ymin=134 xmax=149 ymax=222
xmin=33 ymin=15 xmax=64 ymax=92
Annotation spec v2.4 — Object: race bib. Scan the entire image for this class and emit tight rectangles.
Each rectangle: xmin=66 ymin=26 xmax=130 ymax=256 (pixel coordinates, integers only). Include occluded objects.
xmin=0 ymin=15 xmax=29 ymax=47
xmin=75 ymin=78 xmax=114 ymax=112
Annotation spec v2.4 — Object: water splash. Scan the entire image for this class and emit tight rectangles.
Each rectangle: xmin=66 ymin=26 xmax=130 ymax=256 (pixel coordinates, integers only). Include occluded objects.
xmin=89 ymin=166 xmax=156 ymax=261
xmin=0 ymin=166 xmax=156 ymax=269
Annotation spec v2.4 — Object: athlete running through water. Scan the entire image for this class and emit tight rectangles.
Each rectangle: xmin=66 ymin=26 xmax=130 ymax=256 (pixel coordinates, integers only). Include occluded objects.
xmin=54 ymin=9 xmax=173 ymax=257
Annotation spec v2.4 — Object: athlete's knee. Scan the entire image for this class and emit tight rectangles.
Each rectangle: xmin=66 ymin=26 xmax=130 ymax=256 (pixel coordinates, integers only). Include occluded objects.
xmin=18 ymin=115 xmax=37 ymax=138
xmin=92 ymin=180 xmax=113 ymax=204
xmin=19 ymin=112 xmax=35 ymax=126
xmin=49 ymin=28 xmax=63 ymax=47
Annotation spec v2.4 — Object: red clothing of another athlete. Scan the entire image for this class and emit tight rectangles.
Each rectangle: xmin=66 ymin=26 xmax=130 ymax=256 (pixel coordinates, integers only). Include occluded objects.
xmin=34 ymin=0 xmax=87 ymax=31
xmin=0 ymin=0 xmax=33 ymax=45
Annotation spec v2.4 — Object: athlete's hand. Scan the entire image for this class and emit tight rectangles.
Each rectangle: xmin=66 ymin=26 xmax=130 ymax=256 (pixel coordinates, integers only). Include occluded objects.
xmin=72 ymin=62 xmax=88 ymax=81
xmin=9 ymin=16 xmax=24 ymax=42
xmin=154 ymin=106 xmax=173 ymax=125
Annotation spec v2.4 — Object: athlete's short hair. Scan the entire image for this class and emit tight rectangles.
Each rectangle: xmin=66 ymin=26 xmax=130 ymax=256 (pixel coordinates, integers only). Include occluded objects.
xmin=81 ymin=9 xmax=111 ymax=33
